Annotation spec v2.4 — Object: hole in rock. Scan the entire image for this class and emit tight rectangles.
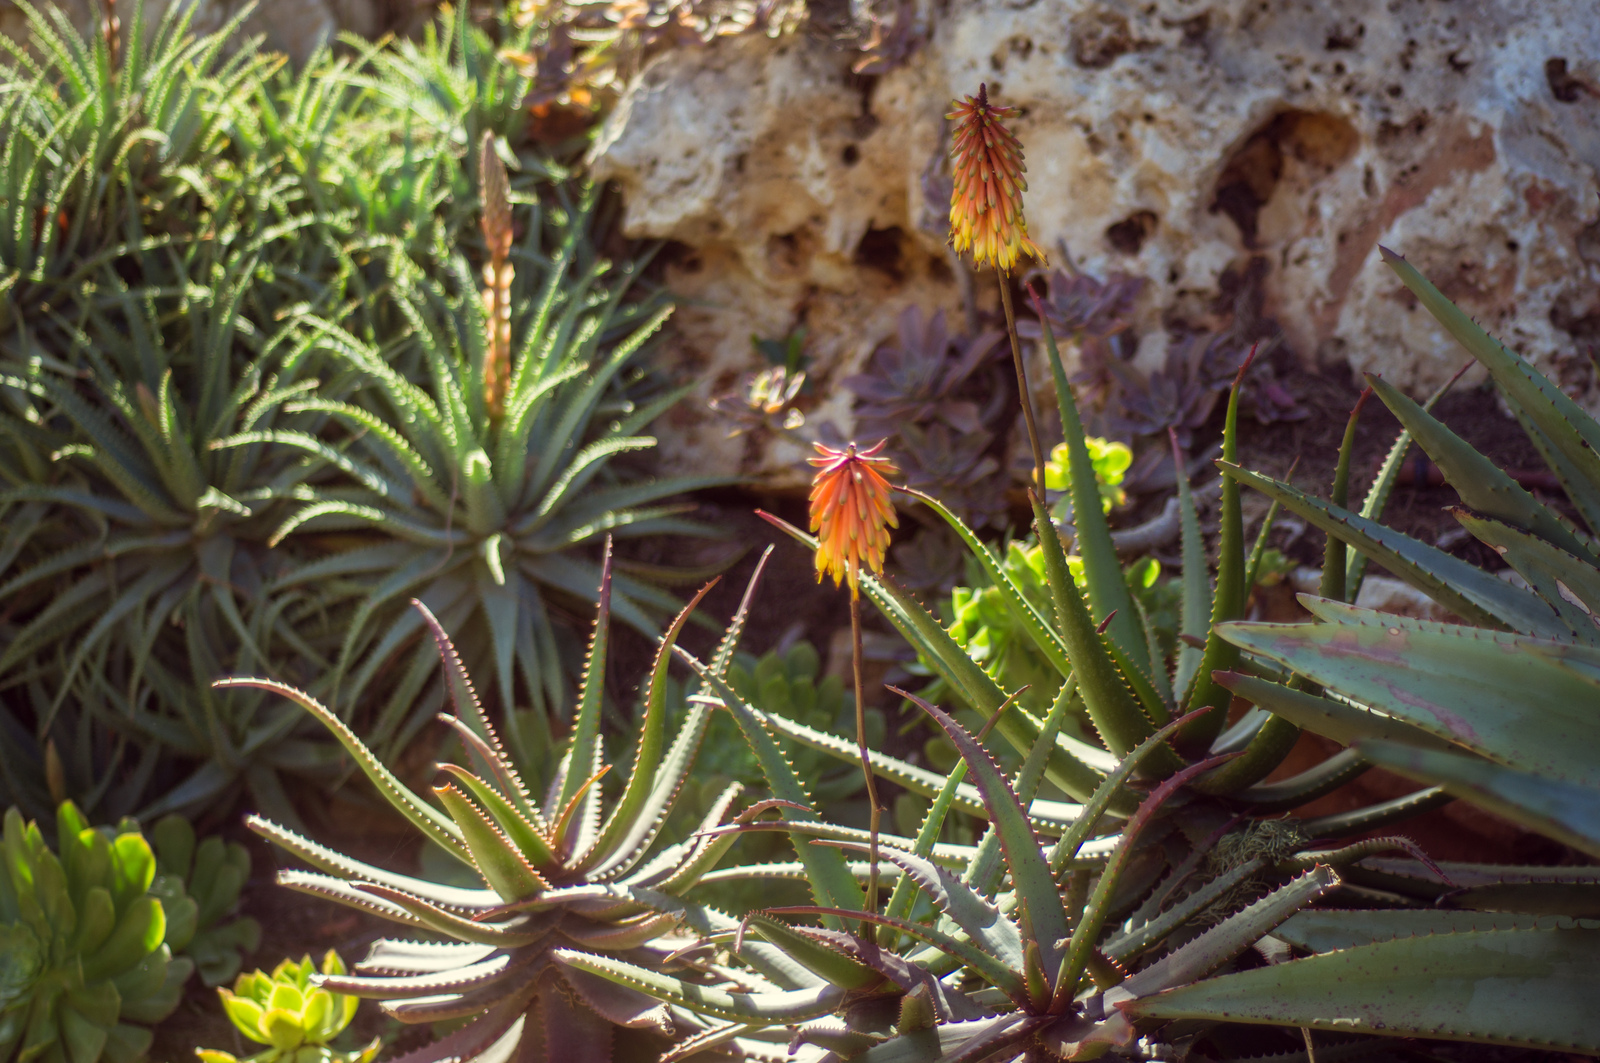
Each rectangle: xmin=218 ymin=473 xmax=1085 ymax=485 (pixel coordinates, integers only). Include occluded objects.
xmin=1210 ymin=110 xmax=1358 ymax=247
xmin=1546 ymin=57 xmax=1595 ymax=103
xmin=1105 ymin=210 xmax=1158 ymax=255
xmin=854 ymin=226 xmax=905 ymax=281
xmin=1070 ymin=6 xmax=1134 ymax=69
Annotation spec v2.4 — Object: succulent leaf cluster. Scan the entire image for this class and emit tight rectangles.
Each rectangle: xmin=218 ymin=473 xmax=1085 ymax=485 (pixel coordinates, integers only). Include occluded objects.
xmin=227 ymin=544 xmax=780 ymax=1062
xmin=843 ymin=306 xmax=1009 ymax=528
xmin=0 ymin=802 xmax=190 ymax=1063
xmin=199 ymin=952 xmax=376 ymax=1063
xmin=149 ymin=817 xmax=259 ymax=988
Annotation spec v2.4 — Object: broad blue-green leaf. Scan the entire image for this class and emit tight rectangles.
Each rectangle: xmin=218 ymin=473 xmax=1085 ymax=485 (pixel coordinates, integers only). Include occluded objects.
xmin=1357 ymin=740 xmax=1600 ymax=859
xmin=1126 ymin=926 xmax=1600 ymax=1053
xmin=1220 ymin=599 xmax=1600 ymax=787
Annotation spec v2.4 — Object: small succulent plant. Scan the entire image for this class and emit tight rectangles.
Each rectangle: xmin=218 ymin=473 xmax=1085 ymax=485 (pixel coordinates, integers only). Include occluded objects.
xmin=149 ymin=816 xmax=260 ymax=987
xmin=846 ymin=306 xmax=1004 ymax=442
xmin=0 ymin=801 xmax=191 ymax=1063
xmin=845 ymin=306 xmax=1010 ymax=526
xmin=198 ymin=952 xmax=377 ymax=1063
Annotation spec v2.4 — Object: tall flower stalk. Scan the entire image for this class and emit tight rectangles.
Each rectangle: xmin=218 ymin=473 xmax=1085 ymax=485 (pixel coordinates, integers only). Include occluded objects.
xmin=479 ymin=132 xmax=515 ymax=420
xmin=948 ymin=83 xmax=1048 ymax=496
xmin=808 ymin=441 xmax=899 ymax=939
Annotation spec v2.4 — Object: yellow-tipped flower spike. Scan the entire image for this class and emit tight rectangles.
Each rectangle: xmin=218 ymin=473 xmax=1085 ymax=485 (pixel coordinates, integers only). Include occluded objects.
xmin=809 ymin=441 xmax=899 ymax=599
xmin=947 ymin=83 xmax=1045 ymax=274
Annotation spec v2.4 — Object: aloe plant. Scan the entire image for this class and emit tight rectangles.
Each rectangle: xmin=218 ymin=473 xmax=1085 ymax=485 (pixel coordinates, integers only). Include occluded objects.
xmin=222 ymin=141 xmax=729 ymax=762
xmin=199 ymin=951 xmax=377 ymax=1063
xmin=221 ymin=543 xmax=804 ymax=1063
xmin=0 ymin=240 xmax=349 ymax=825
xmin=1086 ymin=247 xmax=1600 ymax=1049
xmin=0 ymin=800 xmax=191 ymax=1063
xmin=0 ymin=0 xmax=271 ymax=333
xmin=546 ymin=270 xmax=1600 ymax=1057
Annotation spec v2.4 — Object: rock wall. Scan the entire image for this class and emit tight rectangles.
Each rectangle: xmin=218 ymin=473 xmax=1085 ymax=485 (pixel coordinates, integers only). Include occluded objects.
xmin=590 ymin=0 xmax=1600 ymax=485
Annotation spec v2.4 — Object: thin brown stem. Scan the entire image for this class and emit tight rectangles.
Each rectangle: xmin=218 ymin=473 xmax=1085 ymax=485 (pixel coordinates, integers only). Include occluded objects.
xmin=1000 ymin=274 xmax=1047 ymax=497
xmin=851 ymin=593 xmax=881 ymax=943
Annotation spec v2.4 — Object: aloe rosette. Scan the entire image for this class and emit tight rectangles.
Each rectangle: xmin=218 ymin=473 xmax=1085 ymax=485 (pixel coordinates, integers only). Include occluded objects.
xmin=0 ymin=801 xmax=191 ymax=1063
xmin=219 ymin=182 xmax=730 ymax=765
xmin=223 ymin=544 xmax=794 ymax=1062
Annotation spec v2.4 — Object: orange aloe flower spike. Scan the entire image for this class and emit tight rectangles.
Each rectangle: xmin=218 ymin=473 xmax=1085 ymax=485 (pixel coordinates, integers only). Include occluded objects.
xmin=947 ymin=82 xmax=1045 ymax=274
xmin=808 ymin=441 xmax=899 ymax=599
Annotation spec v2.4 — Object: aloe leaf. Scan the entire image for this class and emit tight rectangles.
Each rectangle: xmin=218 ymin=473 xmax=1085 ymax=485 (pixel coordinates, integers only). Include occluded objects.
xmin=678 ymin=652 xmax=865 ymax=920
xmin=550 ymin=541 xmax=612 ymax=842
xmin=549 ymin=949 xmax=845 ymax=1025
xmin=895 ymin=686 xmax=1069 ymax=989
xmin=1115 ymin=864 xmax=1337 ymax=999
xmin=1382 ymin=246 xmax=1600 ymax=504
xmin=1221 ymin=464 xmax=1563 ymax=636
xmin=1171 ymin=434 xmax=1211 ymax=701
xmin=1177 ymin=352 xmax=1249 ymax=754
xmin=1126 ymin=925 xmax=1600 ymax=1053
xmin=1029 ymin=492 xmax=1167 ymax=764
xmin=1320 ymin=389 xmax=1371 ymax=603
xmin=1452 ymin=508 xmax=1600 ymax=646
xmin=357 ymin=882 xmax=548 ymax=947
xmin=885 ymin=753 xmax=971 ymax=925
xmin=597 ymin=552 xmax=773 ymax=883
xmin=1507 ymin=392 xmax=1600 ymax=538
xmin=768 ymin=904 xmax=1028 ymax=1004
xmin=1366 ymin=373 xmax=1596 ymax=564
xmin=432 ymin=784 xmax=551 ymax=902
xmin=1220 ymin=600 xmax=1600 ymax=786
xmin=820 ymin=840 xmax=1025 ymax=974
xmin=217 ymin=679 xmax=468 ymax=861
xmin=902 ymin=487 xmax=1068 ymax=675
xmin=725 ymin=699 xmax=1082 ymax=832
xmin=434 ymin=763 xmax=556 ymax=872
xmin=743 ymin=913 xmax=884 ymax=990
xmin=1034 ymin=306 xmax=1146 ymax=674
xmin=1275 ymin=909 xmax=1579 ymax=954
xmin=415 ymin=601 xmax=533 ymax=805
xmin=1356 ymin=740 xmax=1600 ymax=859
xmin=583 ymin=580 xmax=717 ymax=875
xmin=1055 ymin=754 xmax=1236 ymax=1004
xmin=1047 ymin=706 xmax=1209 ymax=873
xmin=964 ymin=678 xmax=1077 ymax=897
xmin=1231 ymin=748 xmax=1371 ymax=813
xmin=1212 ymin=672 xmax=1460 ymax=753
xmin=1296 ymin=786 xmax=1453 ymax=838
xmin=1104 ymin=858 xmax=1266 ymax=965
xmin=759 ymin=511 xmax=1108 ymax=802
xmin=244 ymin=817 xmax=497 ymax=910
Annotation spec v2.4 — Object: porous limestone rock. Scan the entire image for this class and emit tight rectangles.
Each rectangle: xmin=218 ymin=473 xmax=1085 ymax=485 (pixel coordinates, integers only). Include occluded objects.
xmin=590 ymin=0 xmax=1600 ymax=485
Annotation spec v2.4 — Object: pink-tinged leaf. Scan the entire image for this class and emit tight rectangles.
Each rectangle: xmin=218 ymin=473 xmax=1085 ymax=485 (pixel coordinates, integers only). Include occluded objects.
xmin=556 ymin=962 xmax=674 ymax=1034
xmin=892 ymin=686 xmax=1069 ymax=987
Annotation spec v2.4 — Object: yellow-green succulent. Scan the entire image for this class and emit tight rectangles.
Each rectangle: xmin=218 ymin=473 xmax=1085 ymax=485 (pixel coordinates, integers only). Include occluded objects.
xmin=199 ymin=952 xmax=376 ymax=1063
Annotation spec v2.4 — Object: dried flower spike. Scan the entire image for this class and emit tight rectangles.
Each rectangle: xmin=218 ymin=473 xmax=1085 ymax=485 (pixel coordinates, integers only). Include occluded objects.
xmin=809 ymin=441 xmax=899 ymax=598
xmin=947 ymin=83 xmax=1044 ymax=274
xmin=479 ymin=133 xmax=515 ymax=419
